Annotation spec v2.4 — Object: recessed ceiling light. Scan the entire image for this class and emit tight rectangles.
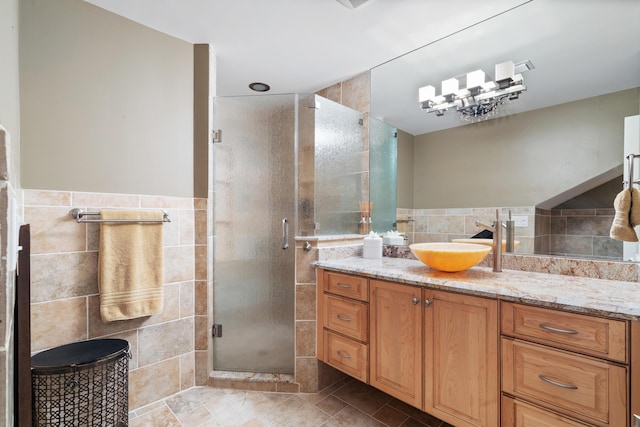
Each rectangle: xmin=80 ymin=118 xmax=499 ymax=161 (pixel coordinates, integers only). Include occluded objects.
xmin=336 ymin=0 xmax=370 ymax=9
xmin=249 ymin=82 xmax=270 ymax=92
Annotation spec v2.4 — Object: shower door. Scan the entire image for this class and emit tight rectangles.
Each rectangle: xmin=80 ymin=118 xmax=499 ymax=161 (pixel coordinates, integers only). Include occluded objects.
xmin=211 ymin=95 xmax=296 ymax=374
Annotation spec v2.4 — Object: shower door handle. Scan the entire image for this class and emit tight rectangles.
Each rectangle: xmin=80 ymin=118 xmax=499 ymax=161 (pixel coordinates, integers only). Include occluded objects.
xmin=282 ymin=218 xmax=289 ymax=249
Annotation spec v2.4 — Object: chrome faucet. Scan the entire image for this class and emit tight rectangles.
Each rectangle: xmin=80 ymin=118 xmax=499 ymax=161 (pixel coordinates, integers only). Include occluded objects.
xmin=475 ymin=210 xmax=505 ymax=272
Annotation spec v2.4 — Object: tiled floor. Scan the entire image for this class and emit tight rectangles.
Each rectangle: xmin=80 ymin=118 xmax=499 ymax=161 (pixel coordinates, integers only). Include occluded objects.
xmin=129 ymin=377 xmax=452 ymax=427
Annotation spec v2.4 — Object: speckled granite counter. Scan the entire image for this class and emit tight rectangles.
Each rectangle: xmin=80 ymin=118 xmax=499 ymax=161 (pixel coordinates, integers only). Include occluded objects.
xmin=315 ymin=257 xmax=640 ymax=321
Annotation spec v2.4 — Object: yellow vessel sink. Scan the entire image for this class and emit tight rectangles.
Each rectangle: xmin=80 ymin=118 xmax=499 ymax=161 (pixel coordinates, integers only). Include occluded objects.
xmin=410 ymin=242 xmax=491 ymax=272
xmin=451 ymin=238 xmax=519 ymax=252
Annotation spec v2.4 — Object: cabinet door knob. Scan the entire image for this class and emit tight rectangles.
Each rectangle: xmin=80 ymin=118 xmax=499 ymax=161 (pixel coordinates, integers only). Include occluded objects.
xmin=412 ymin=297 xmax=419 ymax=305
xmin=424 ymin=299 xmax=432 ymax=307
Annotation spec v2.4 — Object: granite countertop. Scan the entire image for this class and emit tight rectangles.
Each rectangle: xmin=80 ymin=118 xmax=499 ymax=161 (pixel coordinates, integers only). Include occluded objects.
xmin=315 ymin=257 xmax=640 ymax=321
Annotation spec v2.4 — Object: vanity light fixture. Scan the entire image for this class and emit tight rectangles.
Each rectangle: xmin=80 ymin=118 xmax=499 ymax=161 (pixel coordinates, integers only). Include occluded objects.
xmin=419 ymin=60 xmax=534 ymax=122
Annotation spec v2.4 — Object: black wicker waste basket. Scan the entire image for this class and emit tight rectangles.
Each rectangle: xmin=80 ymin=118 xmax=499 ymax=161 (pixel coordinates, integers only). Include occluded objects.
xmin=31 ymin=339 xmax=130 ymax=427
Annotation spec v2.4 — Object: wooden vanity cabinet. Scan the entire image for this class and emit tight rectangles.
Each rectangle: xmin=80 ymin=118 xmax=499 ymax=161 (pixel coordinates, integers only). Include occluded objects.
xmin=424 ymin=289 xmax=499 ymax=427
xmin=369 ymin=279 xmax=423 ymax=408
xmin=501 ymin=302 xmax=629 ymax=427
xmin=368 ymin=276 xmax=501 ymax=427
xmin=317 ymin=270 xmax=369 ymax=382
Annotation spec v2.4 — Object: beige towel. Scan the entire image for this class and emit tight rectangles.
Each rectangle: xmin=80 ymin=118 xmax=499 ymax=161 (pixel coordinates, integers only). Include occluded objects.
xmin=631 ymin=187 xmax=640 ymax=227
xmin=98 ymin=210 xmax=164 ymax=322
xmin=610 ymin=189 xmax=639 ymax=242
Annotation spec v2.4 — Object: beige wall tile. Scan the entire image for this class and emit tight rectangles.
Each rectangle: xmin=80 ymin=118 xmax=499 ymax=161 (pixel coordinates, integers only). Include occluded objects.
xmin=165 ymin=246 xmax=195 ymax=283
xmin=325 ymin=83 xmax=342 ymax=103
xmin=277 ymin=382 xmax=300 ymax=393
xmin=140 ymin=195 xmax=193 ymax=210
xmin=179 ymin=209 xmax=195 ymax=245
xmin=194 ymin=208 xmax=208 ymax=245
xmin=295 ymin=284 xmax=316 ymax=321
xmin=180 ymin=281 xmax=195 ymax=318
xmin=341 ymin=72 xmax=370 ymax=114
xmin=295 ymin=357 xmax=318 ymax=393
xmin=194 ymin=198 xmax=207 ymax=210
xmin=102 ymin=330 xmax=139 ymax=370
xmin=295 ymin=321 xmax=315 ymax=357
xmin=129 ymin=357 xmax=181 ymax=410
xmin=26 ymin=189 xmax=200 ymax=411
xmin=163 ymin=213 xmax=181 ymax=247
xmin=194 ymin=281 xmax=208 ymax=316
xmin=195 ymin=245 xmax=207 ymax=281
xmin=194 ymin=350 xmax=209 ymax=386
xmin=194 ymin=315 xmax=208 ymax=351
xmin=73 ymin=192 xmax=140 ymax=208
xmin=31 ymin=297 xmax=88 ymax=352
xmin=30 ymin=252 xmax=98 ymax=303
xmin=296 ymin=247 xmax=317 ymax=284
xmin=25 ymin=206 xmax=87 ymax=254
xmin=86 ymin=222 xmax=100 ymax=251
xmin=88 ymin=284 xmax=180 ymax=338
xmin=23 ymin=190 xmax=71 ymax=207
xmin=180 ymin=352 xmax=195 ymax=390
xmin=137 ymin=318 xmax=194 ymax=367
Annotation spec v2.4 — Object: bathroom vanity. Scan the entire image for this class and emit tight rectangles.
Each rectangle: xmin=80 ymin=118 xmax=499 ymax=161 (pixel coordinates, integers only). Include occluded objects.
xmin=315 ymin=257 xmax=640 ymax=427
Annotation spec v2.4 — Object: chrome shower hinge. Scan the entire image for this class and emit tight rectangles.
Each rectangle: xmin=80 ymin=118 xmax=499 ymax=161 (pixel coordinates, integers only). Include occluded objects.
xmin=212 ymin=324 xmax=222 ymax=338
xmin=212 ymin=129 xmax=222 ymax=143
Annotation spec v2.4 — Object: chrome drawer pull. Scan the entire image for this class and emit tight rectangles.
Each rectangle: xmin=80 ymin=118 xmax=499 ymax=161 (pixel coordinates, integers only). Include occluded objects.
xmin=538 ymin=375 xmax=578 ymax=390
xmin=539 ymin=323 xmax=579 ymax=335
xmin=337 ymin=314 xmax=352 ymax=322
xmin=337 ymin=351 xmax=352 ymax=359
xmin=337 ymin=283 xmax=352 ymax=289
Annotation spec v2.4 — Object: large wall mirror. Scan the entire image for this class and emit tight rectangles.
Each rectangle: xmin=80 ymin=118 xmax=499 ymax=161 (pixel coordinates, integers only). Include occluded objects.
xmin=370 ymin=0 xmax=640 ymax=260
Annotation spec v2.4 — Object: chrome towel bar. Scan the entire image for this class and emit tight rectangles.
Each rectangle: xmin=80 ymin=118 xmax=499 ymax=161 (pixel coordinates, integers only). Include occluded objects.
xmin=68 ymin=208 xmax=171 ymax=224
xmin=625 ymin=153 xmax=640 ymax=190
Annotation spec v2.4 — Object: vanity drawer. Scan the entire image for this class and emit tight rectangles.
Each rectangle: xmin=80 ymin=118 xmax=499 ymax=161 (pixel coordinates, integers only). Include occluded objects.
xmin=324 ymin=331 xmax=368 ymax=383
xmin=501 ymin=395 xmax=592 ymax=427
xmin=501 ymin=302 xmax=628 ymax=363
xmin=324 ymin=271 xmax=368 ymax=301
xmin=323 ymin=294 xmax=368 ymax=342
xmin=502 ymin=338 xmax=627 ymax=427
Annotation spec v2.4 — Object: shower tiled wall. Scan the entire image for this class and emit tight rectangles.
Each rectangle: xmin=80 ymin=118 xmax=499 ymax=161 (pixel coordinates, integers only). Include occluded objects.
xmin=24 ymin=189 xmax=207 ymax=410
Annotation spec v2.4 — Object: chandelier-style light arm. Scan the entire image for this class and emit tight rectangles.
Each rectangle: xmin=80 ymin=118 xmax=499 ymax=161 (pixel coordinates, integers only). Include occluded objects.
xmin=418 ymin=60 xmax=533 ymax=121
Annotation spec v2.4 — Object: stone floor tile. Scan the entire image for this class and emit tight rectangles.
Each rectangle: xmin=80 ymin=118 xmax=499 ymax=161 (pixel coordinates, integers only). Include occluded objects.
xmin=321 ymin=406 xmax=386 ymax=427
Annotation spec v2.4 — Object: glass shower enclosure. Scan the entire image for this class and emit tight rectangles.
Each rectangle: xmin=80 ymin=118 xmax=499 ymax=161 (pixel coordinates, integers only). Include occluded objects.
xmin=211 ymin=94 xmax=366 ymax=374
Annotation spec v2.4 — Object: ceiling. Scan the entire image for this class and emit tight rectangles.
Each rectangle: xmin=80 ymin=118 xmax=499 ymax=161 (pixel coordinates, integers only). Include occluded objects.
xmin=85 ymin=0 xmax=640 ymax=135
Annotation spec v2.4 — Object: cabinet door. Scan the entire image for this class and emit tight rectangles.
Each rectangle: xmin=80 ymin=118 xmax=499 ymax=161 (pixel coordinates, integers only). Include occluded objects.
xmin=370 ymin=280 xmax=423 ymax=408
xmin=424 ymin=290 xmax=499 ymax=427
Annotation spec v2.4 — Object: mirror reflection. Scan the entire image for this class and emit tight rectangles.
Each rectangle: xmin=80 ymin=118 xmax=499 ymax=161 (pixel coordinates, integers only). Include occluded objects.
xmin=370 ymin=0 xmax=640 ymax=260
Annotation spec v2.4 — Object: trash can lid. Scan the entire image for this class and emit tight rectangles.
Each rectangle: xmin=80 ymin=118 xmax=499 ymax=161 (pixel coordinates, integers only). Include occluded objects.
xmin=31 ymin=338 xmax=129 ymax=370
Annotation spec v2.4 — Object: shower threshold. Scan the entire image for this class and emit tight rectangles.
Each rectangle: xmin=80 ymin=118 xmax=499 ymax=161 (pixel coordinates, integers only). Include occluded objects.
xmin=208 ymin=370 xmax=298 ymax=393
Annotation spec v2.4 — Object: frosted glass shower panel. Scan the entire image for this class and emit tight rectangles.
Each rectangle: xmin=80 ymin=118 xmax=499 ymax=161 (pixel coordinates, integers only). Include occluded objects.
xmin=211 ymin=95 xmax=296 ymax=374
xmin=314 ymin=97 xmax=365 ymax=234
xmin=370 ymin=117 xmax=398 ymax=233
